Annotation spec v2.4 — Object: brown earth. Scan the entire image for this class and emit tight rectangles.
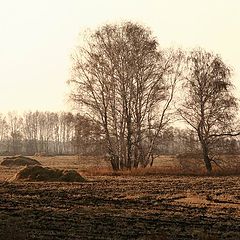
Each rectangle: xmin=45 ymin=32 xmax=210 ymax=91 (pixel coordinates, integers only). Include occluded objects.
xmin=0 ymin=155 xmax=239 ymax=240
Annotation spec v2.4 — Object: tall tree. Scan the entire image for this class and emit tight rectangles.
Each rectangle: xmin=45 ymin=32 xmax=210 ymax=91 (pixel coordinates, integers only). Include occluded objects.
xmin=178 ymin=49 xmax=239 ymax=173
xmin=0 ymin=114 xmax=9 ymax=153
xmin=7 ymin=112 xmax=23 ymax=154
xmin=22 ymin=111 xmax=37 ymax=155
xmin=69 ymin=22 xmax=183 ymax=170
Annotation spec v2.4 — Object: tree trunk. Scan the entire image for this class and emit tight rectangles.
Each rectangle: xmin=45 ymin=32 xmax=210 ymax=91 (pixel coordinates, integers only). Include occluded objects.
xmin=201 ymin=141 xmax=212 ymax=173
xmin=126 ymin=112 xmax=132 ymax=170
xmin=197 ymin=125 xmax=212 ymax=173
xmin=110 ymin=154 xmax=120 ymax=171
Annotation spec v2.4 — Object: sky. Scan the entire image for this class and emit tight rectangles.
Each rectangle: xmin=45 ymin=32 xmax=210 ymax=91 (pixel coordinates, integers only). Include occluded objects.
xmin=0 ymin=0 xmax=239 ymax=113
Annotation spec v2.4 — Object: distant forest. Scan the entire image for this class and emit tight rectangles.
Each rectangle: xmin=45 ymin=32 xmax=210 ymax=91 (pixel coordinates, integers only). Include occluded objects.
xmin=0 ymin=111 xmax=239 ymax=156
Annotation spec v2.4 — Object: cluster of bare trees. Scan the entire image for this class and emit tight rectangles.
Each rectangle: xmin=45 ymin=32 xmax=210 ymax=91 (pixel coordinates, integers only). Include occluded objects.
xmin=0 ymin=111 xmax=103 ymax=156
xmin=69 ymin=22 xmax=187 ymax=170
xmin=69 ymin=22 xmax=240 ymax=173
xmin=0 ymin=111 xmax=238 ymax=168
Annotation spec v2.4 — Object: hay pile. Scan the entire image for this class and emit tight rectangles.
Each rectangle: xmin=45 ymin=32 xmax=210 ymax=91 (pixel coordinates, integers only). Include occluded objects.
xmin=1 ymin=155 xmax=41 ymax=167
xmin=12 ymin=165 xmax=86 ymax=182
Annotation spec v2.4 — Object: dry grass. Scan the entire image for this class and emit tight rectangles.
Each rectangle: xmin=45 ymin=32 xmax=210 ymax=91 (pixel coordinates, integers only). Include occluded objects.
xmin=80 ymin=153 xmax=240 ymax=177
xmin=82 ymin=165 xmax=240 ymax=177
xmin=0 ymin=154 xmax=239 ymax=180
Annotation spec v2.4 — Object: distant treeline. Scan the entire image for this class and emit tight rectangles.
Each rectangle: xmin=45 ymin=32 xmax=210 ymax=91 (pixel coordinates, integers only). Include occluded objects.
xmin=0 ymin=111 xmax=103 ymax=156
xmin=0 ymin=111 xmax=239 ymax=156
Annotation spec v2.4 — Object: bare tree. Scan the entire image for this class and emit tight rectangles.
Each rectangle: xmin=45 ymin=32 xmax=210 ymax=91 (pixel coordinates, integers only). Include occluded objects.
xmin=0 ymin=114 xmax=10 ymax=153
xmin=7 ymin=112 xmax=23 ymax=154
xmin=178 ymin=49 xmax=239 ymax=173
xmin=69 ymin=22 xmax=183 ymax=170
xmin=73 ymin=114 xmax=103 ymax=156
xmin=22 ymin=111 xmax=37 ymax=155
xmin=59 ymin=112 xmax=75 ymax=154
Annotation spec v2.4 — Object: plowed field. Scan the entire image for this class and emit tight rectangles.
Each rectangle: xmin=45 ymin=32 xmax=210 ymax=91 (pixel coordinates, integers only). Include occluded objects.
xmin=0 ymin=156 xmax=239 ymax=240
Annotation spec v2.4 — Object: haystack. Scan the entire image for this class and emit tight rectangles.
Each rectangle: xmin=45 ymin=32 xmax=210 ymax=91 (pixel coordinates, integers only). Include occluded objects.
xmin=1 ymin=155 xmax=41 ymax=167
xmin=12 ymin=165 xmax=86 ymax=182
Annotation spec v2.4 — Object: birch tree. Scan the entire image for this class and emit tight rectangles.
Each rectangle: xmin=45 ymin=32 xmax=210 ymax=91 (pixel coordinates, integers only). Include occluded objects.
xmin=178 ymin=49 xmax=239 ymax=173
xmin=69 ymin=22 xmax=183 ymax=170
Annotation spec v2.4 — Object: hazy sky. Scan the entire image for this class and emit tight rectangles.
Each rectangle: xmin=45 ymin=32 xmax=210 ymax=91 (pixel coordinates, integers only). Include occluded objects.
xmin=0 ymin=0 xmax=239 ymax=113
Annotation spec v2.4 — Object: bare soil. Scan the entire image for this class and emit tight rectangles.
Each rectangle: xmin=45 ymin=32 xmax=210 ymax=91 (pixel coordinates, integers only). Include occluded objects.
xmin=0 ymin=155 xmax=239 ymax=240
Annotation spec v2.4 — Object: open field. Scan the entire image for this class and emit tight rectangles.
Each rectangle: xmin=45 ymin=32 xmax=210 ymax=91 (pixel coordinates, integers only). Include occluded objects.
xmin=0 ymin=155 xmax=240 ymax=239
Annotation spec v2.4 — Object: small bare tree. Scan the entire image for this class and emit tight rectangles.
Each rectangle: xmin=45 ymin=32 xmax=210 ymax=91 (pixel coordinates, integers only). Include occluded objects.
xmin=69 ymin=22 xmax=183 ymax=170
xmin=178 ymin=49 xmax=239 ymax=173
